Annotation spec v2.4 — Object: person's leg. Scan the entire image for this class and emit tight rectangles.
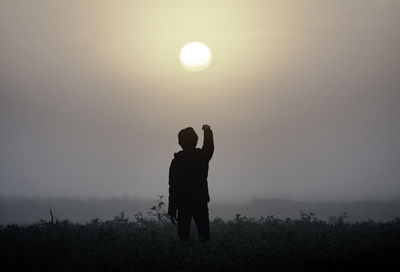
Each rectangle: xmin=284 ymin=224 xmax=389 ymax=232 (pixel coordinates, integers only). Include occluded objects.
xmin=177 ymin=208 xmax=192 ymax=241
xmin=193 ymin=203 xmax=210 ymax=241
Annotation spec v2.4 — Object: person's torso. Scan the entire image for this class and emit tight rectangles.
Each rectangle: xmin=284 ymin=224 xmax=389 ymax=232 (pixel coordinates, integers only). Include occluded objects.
xmin=173 ymin=149 xmax=210 ymax=203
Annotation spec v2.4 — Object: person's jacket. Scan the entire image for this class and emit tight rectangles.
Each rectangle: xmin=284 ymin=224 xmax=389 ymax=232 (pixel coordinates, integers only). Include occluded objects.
xmin=168 ymin=129 xmax=214 ymax=216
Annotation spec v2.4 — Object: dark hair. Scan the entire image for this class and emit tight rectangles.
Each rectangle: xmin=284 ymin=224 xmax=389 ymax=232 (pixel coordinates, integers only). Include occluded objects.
xmin=178 ymin=127 xmax=198 ymax=149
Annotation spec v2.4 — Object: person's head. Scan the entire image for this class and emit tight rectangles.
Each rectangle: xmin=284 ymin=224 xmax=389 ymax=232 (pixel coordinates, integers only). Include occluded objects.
xmin=178 ymin=127 xmax=198 ymax=150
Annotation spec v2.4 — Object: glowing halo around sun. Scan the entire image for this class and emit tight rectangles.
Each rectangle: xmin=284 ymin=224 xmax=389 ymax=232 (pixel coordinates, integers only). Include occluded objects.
xmin=179 ymin=42 xmax=212 ymax=72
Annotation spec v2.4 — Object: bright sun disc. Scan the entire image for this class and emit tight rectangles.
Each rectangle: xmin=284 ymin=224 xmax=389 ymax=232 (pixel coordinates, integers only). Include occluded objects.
xmin=179 ymin=42 xmax=212 ymax=72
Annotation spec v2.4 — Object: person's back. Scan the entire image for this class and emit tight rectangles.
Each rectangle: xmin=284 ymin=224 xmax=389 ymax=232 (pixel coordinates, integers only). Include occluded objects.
xmin=168 ymin=125 xmax=214 ymax=241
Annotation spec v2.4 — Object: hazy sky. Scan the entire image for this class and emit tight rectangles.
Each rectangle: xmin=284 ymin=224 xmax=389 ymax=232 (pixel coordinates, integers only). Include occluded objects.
xmin=1 ymin=0 xmax=399 ymax=201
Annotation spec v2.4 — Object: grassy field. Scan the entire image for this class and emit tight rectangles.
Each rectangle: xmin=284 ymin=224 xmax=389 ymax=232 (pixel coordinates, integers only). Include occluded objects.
xmin=1 ymin=210 xmax=400 ymax=272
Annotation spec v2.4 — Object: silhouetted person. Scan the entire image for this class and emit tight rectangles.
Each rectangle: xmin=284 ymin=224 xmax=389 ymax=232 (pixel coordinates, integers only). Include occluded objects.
xmin=168 ymin=124 xmax=214 ymax=241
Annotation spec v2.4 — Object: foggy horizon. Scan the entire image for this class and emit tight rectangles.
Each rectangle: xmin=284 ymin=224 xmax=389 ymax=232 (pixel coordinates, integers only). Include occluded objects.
xmin=1 ymin=0 xmax=400 ymax=202
xmin=2 ymin=191 xmax=400 ymax=203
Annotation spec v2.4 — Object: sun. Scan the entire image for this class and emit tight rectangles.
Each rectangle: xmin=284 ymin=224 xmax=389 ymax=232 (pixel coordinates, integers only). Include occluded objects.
xmin=179 ymin=42 xmax=212 ymax=72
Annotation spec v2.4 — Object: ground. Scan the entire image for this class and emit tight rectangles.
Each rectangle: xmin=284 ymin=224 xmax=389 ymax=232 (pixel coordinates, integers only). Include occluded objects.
xmin=1 ymin=211 xmax=400 ymax=271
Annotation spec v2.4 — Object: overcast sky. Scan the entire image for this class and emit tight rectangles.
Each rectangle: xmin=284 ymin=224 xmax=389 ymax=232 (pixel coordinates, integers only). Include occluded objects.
xmin=1 ymin=0 xmax=399 ymax=201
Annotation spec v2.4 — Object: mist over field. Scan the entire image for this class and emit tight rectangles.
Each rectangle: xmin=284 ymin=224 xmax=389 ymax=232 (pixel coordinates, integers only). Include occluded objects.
xmin=1 ymin=196 xmax=399 ymax=225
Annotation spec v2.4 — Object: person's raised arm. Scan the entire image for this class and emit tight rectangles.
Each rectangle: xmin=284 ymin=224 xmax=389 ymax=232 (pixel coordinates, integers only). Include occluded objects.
xmin=201 ymin=124 xmax=214 ymax=161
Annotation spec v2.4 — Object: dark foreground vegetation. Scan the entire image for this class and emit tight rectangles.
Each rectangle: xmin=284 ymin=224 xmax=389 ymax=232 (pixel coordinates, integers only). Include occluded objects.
xmin=1 ymin=211 xmax=400 ymax=272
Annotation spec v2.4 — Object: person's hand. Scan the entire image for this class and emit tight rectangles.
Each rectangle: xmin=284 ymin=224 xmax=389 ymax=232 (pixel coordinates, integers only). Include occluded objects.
xmin=202 ymin=124 xmax=211 ymax=130
xmin=170 ymin=215 xmax=178 ymax=225
xmin=168 ymin=209 xmax=177 ymax=225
